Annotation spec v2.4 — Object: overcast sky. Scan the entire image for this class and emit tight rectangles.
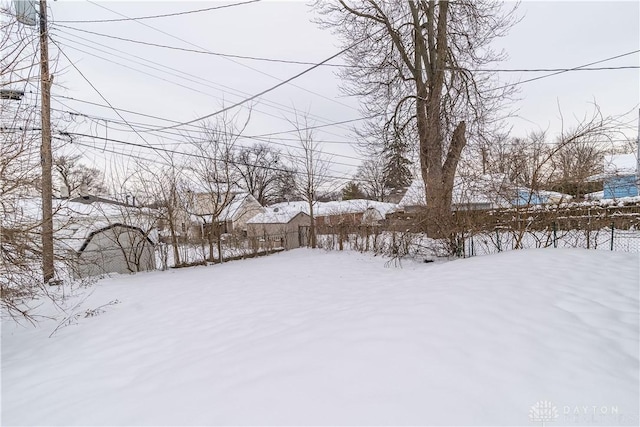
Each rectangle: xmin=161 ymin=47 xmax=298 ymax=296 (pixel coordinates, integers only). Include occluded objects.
xmin=9 ymin=0 xmax=640 ymax=184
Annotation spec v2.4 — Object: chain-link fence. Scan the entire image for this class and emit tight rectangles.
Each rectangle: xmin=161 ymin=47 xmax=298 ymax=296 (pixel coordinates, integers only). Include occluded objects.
xmin=155 ymin=229 xmax=307 ymax=269
xmin=455 ymin=222 xmax=640 ymax=258
xmin=315 ymin=203 xmax=640 ymax=260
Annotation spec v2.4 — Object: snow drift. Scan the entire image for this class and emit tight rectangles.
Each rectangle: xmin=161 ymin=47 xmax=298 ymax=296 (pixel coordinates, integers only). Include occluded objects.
xmin=2 ymin=248 xmax=638 ymax=425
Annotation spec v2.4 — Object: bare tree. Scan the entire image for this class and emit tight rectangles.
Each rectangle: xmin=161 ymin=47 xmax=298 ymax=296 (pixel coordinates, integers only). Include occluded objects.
xmin=551 ymin=138 xmax=604 ymax=199
xmin=288 ymin=111 xmax=332 ymax=249
xmin=486 ymin=105 xmax=627 ymax=248
xmin=185 ymin=110 xmax=250 ymax=263
xmin=54 ymin=154 xmax=108 ymax=196
xmin=133 ymin=157 xmax=188 ymax=268
xmin=1 ymin=5 xmax=53 ymax=320
xmin=233 ymin=143 xmax=295 ymax=206
xmin=355 ymin=157 xmax=388 ymax=201
xmin=486 ymin=131 xmax=551 ymax=190
xmin=315 ymin=1 xmax=518 ymax=236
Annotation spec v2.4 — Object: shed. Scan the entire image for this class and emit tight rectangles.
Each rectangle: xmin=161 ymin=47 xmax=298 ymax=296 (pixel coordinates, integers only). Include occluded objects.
xmin=246 ymin=209 xmax=311 ymax=250
xmin=70 ymin=223 xmax=156 ymax=278
xmin=7 ymin=196 xmax=158 ymax=279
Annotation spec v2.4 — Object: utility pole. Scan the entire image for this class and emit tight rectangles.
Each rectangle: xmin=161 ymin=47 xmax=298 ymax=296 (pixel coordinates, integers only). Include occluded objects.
xmin=636 ymin=108 xmax=640 ymax=196
xmin=39 ymin=0 xmax=54 ymax=283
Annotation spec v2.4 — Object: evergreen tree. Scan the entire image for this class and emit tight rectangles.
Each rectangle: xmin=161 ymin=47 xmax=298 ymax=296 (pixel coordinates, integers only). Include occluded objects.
xmin=382 ymin=133 xmax=412 ymax=190
xmin=342 ymin=181 xmax=365 ymax=200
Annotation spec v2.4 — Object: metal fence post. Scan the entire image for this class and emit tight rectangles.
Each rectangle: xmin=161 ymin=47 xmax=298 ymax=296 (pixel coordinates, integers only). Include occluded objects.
xmin=610 ymin=222 xmax=614 ymax=251
xmin=586 ymin=208 xmax=591 ymax=249
xmin=470 ymin=235 xmax=475 ymax=257
xmin=553 ymin=222 xmax=558 ymax=248
xmin=496 ymin=229 xmax=501 ymax=252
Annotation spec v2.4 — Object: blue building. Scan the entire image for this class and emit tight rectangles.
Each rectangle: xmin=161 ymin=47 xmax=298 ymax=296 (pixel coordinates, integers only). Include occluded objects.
xmin=602 ymin=154 xmax=638 ymax=199
xmin=512 ymin=188 xmax=572 ymax=206
xmin=603 ymin=175 xmax=638 ymax=199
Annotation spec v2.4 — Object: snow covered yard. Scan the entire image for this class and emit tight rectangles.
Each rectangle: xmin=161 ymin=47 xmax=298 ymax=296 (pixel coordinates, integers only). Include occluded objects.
xmin=2 ymin=249 xmax=638 ymax=426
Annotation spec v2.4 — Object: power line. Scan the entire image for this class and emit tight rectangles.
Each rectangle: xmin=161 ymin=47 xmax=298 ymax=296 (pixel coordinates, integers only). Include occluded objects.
xmin=132 ymin=45 xmax=362 ymax=132
xmin=482 ymin=66 xmax=639 ymax=72
xmin=493 ymin=50 xmax=640 ymax=92
xmin=48 ymin=36 xmax=169 ymax=160
xmin=84 ymin=0 xmax=360 ymax=113
xmin=50 ymin=91 xmax=365 ymax=165
xmin=50 ymin=104 xmax=367 ymax=169
xmin=50 ymin=30 xmax=358 ymax=137
xmin=62 ymin=139 xmax=368 ymax=189
xmin=55 ymin=0 xmax=262 ymax=24
xmin=56 ymin=133 xmax=369 ymax=184
xmin=61 ymin=130 xmax=363 ymax=167
xmin=50 ymin=94 xmax=374 ymax=144
xmin=53 ymin=23 xmax=351 ymax=68
xmin=51 ymin=106 xmax=361 ymax=147
xmin=59 ymin=1 xmax=367 ymax=132
xmin=48 ymin=41 xmax=366 ymax=170
xmin=50 ymin=25 xmax=640 ymax=73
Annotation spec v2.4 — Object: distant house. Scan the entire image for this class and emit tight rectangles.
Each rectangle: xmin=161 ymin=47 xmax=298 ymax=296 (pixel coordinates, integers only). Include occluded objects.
xmin=397 ymin=175 xmax=513 ymax=212
xmin=512 ymin=188 xmax=573 ymax=206
xmin=246 ymin=208 xmax=311 ymax=250
xmin=186 ymin=192 xmax=265 ymax=238
xmin=397 ymin=175 xmax=573 ymax=212
xmin=314 ymin=199 xmax=397 ymax=227
xmin=585 ymin=154 xmax=639 ymax=200
xmin=266 ymin=200 xmax=396 ymax=228
xmin=602 ymin=154 xmax=638 ymax=199
xmin=218 ymin=193 xmax=265 ymax=234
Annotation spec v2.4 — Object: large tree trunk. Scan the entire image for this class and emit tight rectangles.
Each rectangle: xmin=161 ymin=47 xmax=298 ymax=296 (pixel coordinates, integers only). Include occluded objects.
xmin=420 ymin=120 xmax=466 ymax=238
xmin=416 ymin=1 xmax=467 ymax=238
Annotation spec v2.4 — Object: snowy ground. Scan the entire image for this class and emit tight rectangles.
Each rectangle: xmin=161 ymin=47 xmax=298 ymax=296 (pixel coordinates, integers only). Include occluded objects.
xmin=2 ymin=248 xmax=639 ymax=426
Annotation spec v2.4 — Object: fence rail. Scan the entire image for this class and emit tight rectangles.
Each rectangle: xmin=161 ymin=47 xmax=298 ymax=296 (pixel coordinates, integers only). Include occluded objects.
xmin=314 ymin=203 xmax=640 ymax=258
xmin=154 ymin=203 xmax=640 ymax=269
xmin=455 ymin=222 xmax=640 ymax=258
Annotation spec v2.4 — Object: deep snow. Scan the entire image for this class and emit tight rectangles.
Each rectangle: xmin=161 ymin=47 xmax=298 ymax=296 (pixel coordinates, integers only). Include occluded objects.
xmin=2 ymin=249 xmax=639 ymax=426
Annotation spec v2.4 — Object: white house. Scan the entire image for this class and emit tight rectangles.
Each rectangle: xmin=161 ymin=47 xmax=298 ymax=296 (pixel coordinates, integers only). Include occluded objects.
xmin=398 ymin=175 xmax=572 ymax=211
xmin=398 ymin=175 xmax=512 ymax=212
xmin=186 ymin=191 xmax=265 ymax=237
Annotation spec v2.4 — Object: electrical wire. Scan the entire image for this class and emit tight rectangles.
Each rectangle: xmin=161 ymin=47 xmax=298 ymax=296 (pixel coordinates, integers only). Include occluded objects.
xmin=130 ymin=47 xmax=357 ymax=132
xmin=52 ymin=94 xmax=376 ymax=137
xmin=83 ymin=0 xmax=360 ymax=113
xmin=51 ymin=106 xmax=360 ymax=146
xmin=492 ymin=50 xmax=640 ymax=92
xmin=56 ymin=134 xmax=371 ymax=184
xmin=52 ymin=24 xmax=640 ymax=73
xmin=49 ymin=90 xmax=366 ymax=166
xmin=53 ymin=23 xmax=351 ymax=68
xmin=51 ymin=30 xmax=359 ymax=137
xmin=48 ymin=35 xmax=172 ymax=161
xmin=49 ymin=100 xmax=369 ymax=146
xmin=55 ymin=0 xmax=262 ymax=24
xmin=62 ymin=130 xmax=363 ymax=168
